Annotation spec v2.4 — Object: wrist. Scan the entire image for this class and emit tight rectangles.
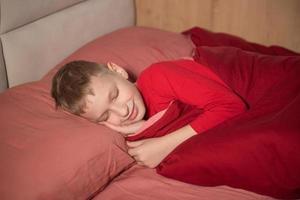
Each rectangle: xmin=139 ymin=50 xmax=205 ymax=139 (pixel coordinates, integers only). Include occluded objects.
xmin=164 ymin=125 xmax=196 ymax=140
xmin=162 ymin=125 xmax=197 ymax=151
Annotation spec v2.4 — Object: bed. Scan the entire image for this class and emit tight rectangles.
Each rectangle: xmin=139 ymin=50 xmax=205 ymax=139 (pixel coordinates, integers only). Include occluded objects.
xmin=0 ymin=0 xmax=299 ymax=199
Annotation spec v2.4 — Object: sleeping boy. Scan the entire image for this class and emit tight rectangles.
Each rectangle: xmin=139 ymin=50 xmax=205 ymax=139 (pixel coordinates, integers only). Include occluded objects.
xmin=51 ymin=59 xmax=246 ymax=168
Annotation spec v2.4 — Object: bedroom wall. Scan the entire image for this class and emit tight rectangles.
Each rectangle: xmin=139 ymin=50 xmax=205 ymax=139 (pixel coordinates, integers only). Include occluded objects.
xmin=135 ymin=0 xmax=300 ymax=53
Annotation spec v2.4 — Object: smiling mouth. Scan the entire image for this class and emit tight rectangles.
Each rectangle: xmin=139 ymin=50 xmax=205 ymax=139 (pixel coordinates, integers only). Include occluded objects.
xmin=128 ymin=100 xmax=138 ymax=121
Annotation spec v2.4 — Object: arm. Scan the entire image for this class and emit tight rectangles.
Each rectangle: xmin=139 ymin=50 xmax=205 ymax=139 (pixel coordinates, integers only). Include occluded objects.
xmin=101 ymin=118 xmax=196 ymax=168
xmin=140 ymin=60 xmax=246 ymax=133
xmin=118 ymin=60 xmax=246 ymax=168
xmin=127 ymin=124 xmax=196 ymax=168
xmin=126 ymin=60 xmax=246 ymax=168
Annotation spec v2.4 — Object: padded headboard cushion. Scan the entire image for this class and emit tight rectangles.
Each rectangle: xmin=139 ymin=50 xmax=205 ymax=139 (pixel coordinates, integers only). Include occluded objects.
xmin=0 ymin=0 xmax=135 ymax=92
xmin=0 ymin=0 xmax=85 ymax=33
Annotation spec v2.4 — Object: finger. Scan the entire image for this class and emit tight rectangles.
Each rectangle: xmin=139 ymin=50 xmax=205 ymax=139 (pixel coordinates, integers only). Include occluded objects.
xmin=132 ymin=155 xmax=142 ymax=164
xmin=136 ymin=161 xmax=144 ymax=166
xmin=128 ymin=148 xmax=138 ymax=157
xmin=126 ymin=140 xmax=143 ymax=148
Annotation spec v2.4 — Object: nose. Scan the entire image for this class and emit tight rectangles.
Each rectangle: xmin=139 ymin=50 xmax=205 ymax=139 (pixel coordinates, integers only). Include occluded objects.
xmin=110 ymin=102 xmax=129 ymax=118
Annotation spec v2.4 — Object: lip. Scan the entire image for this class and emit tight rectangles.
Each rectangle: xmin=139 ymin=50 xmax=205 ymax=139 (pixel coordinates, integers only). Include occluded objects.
xmin=128 ymin=102 xmax=138 ymax=121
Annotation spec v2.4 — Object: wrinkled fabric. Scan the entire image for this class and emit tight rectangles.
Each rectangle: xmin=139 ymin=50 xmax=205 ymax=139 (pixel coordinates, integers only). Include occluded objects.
xmin=135 ymin=59 xmax=246 ymax=134
xmin=128 ymin=46 xmax=300 ymax=199
xmin=183 ymin=27 xmax=300 ymax=56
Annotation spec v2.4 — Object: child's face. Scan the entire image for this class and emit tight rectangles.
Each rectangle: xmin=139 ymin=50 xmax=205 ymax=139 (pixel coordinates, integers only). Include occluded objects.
xmin=81 ymin=73 xmax=146 ymax=126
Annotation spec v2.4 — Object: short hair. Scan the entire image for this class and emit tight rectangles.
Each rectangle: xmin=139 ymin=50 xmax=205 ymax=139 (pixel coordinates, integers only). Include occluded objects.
xmin=51 ymin=60 xmax=108 ymax=115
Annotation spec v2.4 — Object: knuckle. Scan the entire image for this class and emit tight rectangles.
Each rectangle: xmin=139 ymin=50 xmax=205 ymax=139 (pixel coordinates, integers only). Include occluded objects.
xmin=127 ymin=150 xmax=132 ymax=155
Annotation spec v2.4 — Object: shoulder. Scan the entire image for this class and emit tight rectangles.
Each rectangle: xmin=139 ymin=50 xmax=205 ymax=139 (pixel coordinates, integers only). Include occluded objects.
xmin=146 ymin=59 xmax=197 ymax=72
xmin=137 ymin=61 xmax=171 ymax=84
xmin=136 ymin=60 xmax=188 ymax=96
xmin=137 ymin=59 xmax=203 ymax=90
xmin=138 ymin=59 xmax=193 ymax=81
xmin=142 ymin=60 xmax=176 ymax=75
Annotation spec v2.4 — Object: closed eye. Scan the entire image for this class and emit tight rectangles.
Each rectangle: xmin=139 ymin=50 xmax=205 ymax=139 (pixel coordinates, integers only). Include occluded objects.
xmin=111 ymin=87 xmax=119 ymax=101
xmin=98 ymin=87 xmax=118 ymax=123
xmin=102 ymin=112 xmax=110 ymax=121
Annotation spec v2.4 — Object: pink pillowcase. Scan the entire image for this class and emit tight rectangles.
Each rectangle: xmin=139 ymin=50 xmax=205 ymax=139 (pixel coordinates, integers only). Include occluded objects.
xmin=0 ymin=82 xmax=133 ymax=200
xmin=0 ymin=27 xmax=194 ymax=199
xmin=43 ymin=26 xmax=194 ymax=85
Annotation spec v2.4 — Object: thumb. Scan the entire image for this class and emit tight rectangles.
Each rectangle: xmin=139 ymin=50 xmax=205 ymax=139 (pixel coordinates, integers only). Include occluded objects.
xmin=126 ymin=140 xmax=143 ymax=148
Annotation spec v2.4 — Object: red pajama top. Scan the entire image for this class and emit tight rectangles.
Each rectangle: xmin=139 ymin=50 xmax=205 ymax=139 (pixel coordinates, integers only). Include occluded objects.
xmin=136 ymin=59 xmax=246 ymax=134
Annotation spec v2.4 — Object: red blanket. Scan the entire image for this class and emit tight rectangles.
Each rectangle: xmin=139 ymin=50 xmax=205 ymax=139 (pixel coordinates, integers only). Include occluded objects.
xmin=182 ymin=27 xmax=300 ymax=56
xmin=127 ymin=28 xmax=300 ymax=199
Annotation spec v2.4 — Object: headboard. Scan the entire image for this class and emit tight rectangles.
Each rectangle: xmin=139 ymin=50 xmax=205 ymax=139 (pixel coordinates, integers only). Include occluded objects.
xmin=0 ymin=0 xmax=135 ymax=92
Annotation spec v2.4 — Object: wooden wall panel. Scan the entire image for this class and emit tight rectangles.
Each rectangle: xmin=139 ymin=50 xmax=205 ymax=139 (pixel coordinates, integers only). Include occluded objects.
xmin=135 ymin=0 xmax=300 ymax=52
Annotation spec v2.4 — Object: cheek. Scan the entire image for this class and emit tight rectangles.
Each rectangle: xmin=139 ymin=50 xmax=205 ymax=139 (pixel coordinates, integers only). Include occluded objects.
xmin=136 ymin=100 xmax=146 ymax=120
xmin=134 ymin=93 xmax=146 ymax=120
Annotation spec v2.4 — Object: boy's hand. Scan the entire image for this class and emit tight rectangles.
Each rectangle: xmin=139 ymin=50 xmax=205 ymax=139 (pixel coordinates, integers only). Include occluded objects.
xmin=127 ymin=125 xmax=197 ymax=168
xmin=100 ymin=120 xmax=145 ymax=136
xmin=127 ymin=136 xmax=174 ymax=168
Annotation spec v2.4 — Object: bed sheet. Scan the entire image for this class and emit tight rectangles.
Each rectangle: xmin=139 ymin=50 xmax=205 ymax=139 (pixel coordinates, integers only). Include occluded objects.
xmin=95 ymin=165 xmax=274 ymax=200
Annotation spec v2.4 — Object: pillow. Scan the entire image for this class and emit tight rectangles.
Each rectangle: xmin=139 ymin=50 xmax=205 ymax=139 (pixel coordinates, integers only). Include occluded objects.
xmin=183 ymin=27 xmax=300 ymax=56
xmin=0 ymin=27 xmax=194 ymax=199
xmin=43 ymin=26 xmax=194 ymax=85
xmin=128 ymin=47 xmax=300 ymax=199
xmin=0 ymin=82 xmax=133 ymax=200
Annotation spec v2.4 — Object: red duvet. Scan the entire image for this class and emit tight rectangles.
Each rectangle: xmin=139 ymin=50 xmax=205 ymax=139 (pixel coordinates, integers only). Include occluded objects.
xmin=128 ymin=28 xmax=300 ymax=199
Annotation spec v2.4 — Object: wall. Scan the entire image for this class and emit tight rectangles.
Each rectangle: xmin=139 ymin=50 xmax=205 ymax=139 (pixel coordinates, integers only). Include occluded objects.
xmin=136 ymin=0 xmax=300 ymax=52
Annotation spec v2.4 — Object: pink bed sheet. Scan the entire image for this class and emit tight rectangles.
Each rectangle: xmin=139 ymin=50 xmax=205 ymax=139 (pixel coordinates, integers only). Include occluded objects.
xmin=95 ymin=165 xmax=275 ymax=200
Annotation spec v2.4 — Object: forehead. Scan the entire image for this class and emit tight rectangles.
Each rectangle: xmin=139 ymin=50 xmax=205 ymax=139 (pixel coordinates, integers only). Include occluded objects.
xmin=90 ymin=74 xmax=114 ymax=91
xmin=82 ymin=74 xmax=115 ymax=120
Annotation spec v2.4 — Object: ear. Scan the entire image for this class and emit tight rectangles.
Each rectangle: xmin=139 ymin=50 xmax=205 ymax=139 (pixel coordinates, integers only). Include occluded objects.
xmin=107 ymin=62 xmax=129 ymax=79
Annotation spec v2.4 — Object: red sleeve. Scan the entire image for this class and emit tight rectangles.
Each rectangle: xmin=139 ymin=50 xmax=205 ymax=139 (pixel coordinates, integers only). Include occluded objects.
xmin=140 ymin=60 xmax=246 ymax=134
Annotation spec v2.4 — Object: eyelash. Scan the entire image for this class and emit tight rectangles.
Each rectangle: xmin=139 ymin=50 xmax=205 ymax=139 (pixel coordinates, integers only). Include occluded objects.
xmin=102 ymin=89 xmax=119 ymax=122
xmin=112 ymin=88 xmax=119 ymax=101
xmin=103 ymin=112 xmax=109 ymax=121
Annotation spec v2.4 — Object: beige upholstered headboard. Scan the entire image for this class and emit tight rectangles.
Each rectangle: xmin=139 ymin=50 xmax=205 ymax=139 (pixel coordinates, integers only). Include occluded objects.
xmin=0 ymin=0 xmax=135 ymax=93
